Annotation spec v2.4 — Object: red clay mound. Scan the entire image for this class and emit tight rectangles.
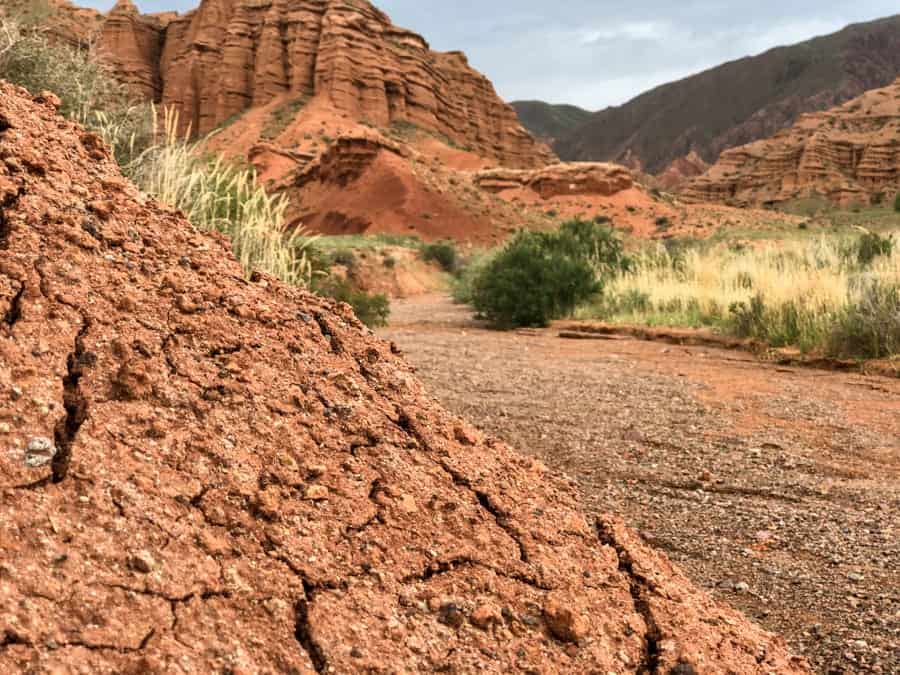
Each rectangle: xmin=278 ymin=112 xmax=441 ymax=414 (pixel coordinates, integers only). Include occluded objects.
xmin=0 ymin=82 xmax=809 ymax=673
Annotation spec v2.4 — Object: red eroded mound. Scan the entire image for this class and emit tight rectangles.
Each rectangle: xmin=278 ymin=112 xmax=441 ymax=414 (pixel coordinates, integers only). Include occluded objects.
xmin=0 ymin=83 xmax=809 ymax=673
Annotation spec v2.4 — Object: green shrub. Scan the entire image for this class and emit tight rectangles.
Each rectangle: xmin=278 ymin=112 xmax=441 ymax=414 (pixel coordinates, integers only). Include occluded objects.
xmin=894 ymin=193 xmax=900 ymax=213
xmin=471 ymin=231 xmax=600 ymax=328
xmin=467 ymin=219 xmax=630 ymax=329
xmin=841 ymin=230 xmax=894 ymax=268
xmin=556 ymin=218 xmax=632 ymax=275
xmin=726 ymin=294 xmax=827 ymax=352
xmin=827 ymin=281 xmax=900 ymax=359
xmin=330 ymin=249 xmax=358 ymax=269
xmin=421 ymin=240 xmax=459 ymax=273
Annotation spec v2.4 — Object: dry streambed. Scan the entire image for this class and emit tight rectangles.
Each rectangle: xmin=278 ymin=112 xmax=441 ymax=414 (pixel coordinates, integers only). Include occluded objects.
xmin=381 ymin=295 xmax=900 ymax=674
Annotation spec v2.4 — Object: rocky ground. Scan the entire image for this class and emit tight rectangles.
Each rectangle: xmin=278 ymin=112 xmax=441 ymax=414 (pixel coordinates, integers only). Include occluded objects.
xmin=381 ymin=295 xmax=900 ymax=674
xmin=1 ymin=82 xmax=810 ymax=674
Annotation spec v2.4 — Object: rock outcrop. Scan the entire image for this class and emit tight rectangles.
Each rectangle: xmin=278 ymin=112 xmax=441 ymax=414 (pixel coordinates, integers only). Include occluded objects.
xmin=683 ymin=77 xmax=900 ymax=206
xmin=0 ymin=81 xmax=810 ymax=673
xmin=475 ymin=163 xmax=634 ymax=199
xmin=82 ymin=0 xmax=552 ymax=168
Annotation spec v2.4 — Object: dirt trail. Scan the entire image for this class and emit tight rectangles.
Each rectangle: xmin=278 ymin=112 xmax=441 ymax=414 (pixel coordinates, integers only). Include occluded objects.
xmin=381 ymin=294 xmax=900 ymax=674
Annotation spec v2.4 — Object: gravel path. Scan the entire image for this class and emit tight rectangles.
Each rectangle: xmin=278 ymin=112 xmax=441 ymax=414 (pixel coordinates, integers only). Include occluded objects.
xmin=380 ymin=294 xmax=900 ymax=674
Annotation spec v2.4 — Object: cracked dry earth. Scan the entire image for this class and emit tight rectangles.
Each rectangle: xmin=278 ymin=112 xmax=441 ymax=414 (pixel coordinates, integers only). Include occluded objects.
xmin=0 ymin=83 xmax=811 ymax=673
xmin=380 ymin=296 xmax=900 ymax=674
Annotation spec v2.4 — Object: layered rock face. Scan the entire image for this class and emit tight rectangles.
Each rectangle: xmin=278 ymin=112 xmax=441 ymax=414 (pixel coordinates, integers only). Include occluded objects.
xmin=88 ymin=0 xmax=550 ymax=168
xmin=475 ymin=163 xmax=634 ymax=199
xmin=684 ymin=78 xmax=900 ymax=207
xmin=0 ymin=81 xmax=811 ymax=673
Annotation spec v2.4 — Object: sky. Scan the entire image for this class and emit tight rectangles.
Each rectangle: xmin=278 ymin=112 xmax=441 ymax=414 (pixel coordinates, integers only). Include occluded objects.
xmin=81 ymin=1 xmax=898 ymax=110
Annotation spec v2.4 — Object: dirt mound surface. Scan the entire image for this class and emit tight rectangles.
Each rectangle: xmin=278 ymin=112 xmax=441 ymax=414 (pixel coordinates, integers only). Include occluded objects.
xmin=0 ymin=82 xmax=809 ymax=673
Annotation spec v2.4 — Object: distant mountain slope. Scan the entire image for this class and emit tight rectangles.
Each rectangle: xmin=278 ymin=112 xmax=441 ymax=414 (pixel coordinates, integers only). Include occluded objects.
xmin=511 ymin=101 xmax=592 ymax=145
xmin=555 ymin=14 xmax=900 ymax=174
xmin=683 ymin=77 xmax=900 ymax=207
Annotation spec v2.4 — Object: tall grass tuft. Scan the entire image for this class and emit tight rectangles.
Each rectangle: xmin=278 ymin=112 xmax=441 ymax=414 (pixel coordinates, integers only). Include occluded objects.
xmin=125 ymin=108 xmax=315 ymax=287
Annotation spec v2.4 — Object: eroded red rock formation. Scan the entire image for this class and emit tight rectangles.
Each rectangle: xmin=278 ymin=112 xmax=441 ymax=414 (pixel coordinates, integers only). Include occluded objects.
xmin=84 ymin=0 xmax=551 ymax=168
xmin=684 ymin=78 xmax=900 ymax=207
xmin=475 ymin=163 xmax=635 ymax=199
xmin=0 ymin=80 xmax=810 ymax=673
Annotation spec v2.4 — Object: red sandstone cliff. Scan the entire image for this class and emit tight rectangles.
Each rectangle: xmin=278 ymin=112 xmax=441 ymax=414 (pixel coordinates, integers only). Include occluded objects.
xmin=683 ymin=78 xmax=900 ymax=206
xmin=86 ymin=0 xmax=552 ymax=169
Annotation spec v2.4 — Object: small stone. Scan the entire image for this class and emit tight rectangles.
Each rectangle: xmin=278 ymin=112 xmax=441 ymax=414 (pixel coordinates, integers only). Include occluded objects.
xmin=543 ymin=601 xmax=590 ymax=643
xmin=734 ymin=582 xmax=750 ymax=593
xmin=0 ymin=422 xmax=10 ymax=434
xmin=847 ymin=572 xmax=865 ymax=582
xmin=129 ymin=550 xmax=156 ymax=574
xmin=437 ymin=603 xmax=465 ymax=629
xmin=304 ymin=485 xmax=329 ymax=501
xmin=470 ymin=602 xmax=503 ymax=630
xmin=306 ymin=464 xmax=327 ymax=478
xmin=36 ymin=91 xmax=62 ymax=110
xmin=10 ymin=386 xmax=23 ymax=401
xmin=24 ymin=436 xmax=56 ymax=468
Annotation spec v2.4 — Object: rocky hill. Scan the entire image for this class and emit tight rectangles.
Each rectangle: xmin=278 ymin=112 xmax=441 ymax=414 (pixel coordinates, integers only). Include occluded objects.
xmin=510 ymin=101 xmax=592 ymax=146
xmin=683 ymin=77 xmax=900 ymax=206
xmin=0 ymin=80 xmax=812 ymax=673
xmin=554 ymin=15 xmax=900 ymax=175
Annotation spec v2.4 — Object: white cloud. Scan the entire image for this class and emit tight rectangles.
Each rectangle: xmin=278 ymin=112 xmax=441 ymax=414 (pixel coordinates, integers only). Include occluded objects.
xmin=580 ymin=21 xmax=668 ymax=44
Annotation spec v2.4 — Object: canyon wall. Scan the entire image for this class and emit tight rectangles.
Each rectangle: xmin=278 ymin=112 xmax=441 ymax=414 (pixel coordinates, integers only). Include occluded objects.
xmin=89 ymin=0 xmax=551 ymax=168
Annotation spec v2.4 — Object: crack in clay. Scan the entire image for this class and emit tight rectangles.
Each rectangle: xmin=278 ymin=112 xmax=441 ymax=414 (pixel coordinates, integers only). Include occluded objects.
xmin=596 ymin=520 xmax=662 ymax=675
xmin=52 ymin=316 xmax=92 ymax=483
xmin=314 ymin=312 xmax=343 ymax=354
xmin=1 ymin=628 xmax=155 ymax=655
xmin=3 ymin=278 xmax=24 ymax=328
xmin=294 ymin=580 xmax=328 ymax=673
xmin=394 ymin=411 xmax=530 ymax=563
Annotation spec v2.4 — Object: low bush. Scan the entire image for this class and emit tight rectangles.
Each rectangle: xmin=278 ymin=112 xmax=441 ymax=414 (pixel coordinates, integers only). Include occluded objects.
xmin=421 ymin=240 xmax=459 ymax=273
xmin=827 ymin=281 xmax=900 ymax=359
xmin=894 ymin=193 xmax=900 ymax=213
xmin=842 ymin=230 xmax=894 ymax=268
xmin=468 ymin=219 xmax=629 ymax=329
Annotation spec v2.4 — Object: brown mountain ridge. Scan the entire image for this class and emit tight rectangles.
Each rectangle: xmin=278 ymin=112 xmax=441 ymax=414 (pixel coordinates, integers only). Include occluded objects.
xmin=550 ymin=14 xmax=900 ymax=179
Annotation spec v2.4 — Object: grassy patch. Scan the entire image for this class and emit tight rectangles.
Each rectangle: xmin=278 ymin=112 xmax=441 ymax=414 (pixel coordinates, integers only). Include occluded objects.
xmin=261 ymin=95 xmax=309 ymax=140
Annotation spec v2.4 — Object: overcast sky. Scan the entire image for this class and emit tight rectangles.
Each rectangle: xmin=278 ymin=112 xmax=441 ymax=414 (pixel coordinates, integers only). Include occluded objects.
xmin=82 ymin=1 xmax=898 ymax=110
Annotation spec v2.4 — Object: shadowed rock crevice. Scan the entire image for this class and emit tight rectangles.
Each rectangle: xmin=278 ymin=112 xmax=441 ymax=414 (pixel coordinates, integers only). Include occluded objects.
xmin=294 ymin=581 xmax=327 ymax=673
xmin=0 ymin=186 xmax=24 ymax=250
xmin=596 ymin=520 xmax=662 ymax=674
xmin=52 ymin=316 xmax=92 ymax=483
xmin=3 ymin=278 xmax=24 ymax=328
